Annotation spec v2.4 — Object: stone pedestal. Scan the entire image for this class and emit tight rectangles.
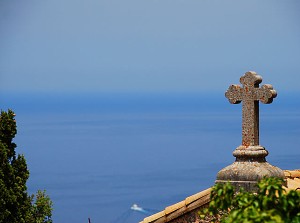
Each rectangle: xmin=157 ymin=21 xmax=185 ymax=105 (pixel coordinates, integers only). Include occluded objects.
xmin=216 ymin=145 xmax=285 ymax=191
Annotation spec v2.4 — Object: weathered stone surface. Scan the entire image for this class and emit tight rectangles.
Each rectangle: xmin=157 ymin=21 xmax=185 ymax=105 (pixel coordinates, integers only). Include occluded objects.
xmin=216 ymin=146 xmax=285 ymax=191
xmin=217 ymin=72 xmax=285 ymax=191
xmin=225 ymin=71 xmax=277 ymax=147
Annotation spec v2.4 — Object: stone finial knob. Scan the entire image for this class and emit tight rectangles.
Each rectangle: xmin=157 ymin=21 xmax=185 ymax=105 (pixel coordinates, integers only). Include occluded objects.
xmin=258 ymin=84 xmax=277 ymax=104
xmin=240 ymin=71 xmax=262 ymax=86
xmin=225 ymin=85 xmax=242 ymax=104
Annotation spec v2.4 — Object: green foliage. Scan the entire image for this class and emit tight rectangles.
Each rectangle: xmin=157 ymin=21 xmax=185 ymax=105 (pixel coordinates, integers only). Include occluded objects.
xmin=30 ymin=190 xmax=53 ymax=223
xmin=201 ymin=177 xmax=300 ymax=223
xmin=0 ymin=110 xmax=53 ymax=223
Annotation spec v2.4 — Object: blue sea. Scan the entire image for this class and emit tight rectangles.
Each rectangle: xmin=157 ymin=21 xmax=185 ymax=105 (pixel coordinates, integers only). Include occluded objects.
xmin=0 ymin=92 xmax=299 ymax=223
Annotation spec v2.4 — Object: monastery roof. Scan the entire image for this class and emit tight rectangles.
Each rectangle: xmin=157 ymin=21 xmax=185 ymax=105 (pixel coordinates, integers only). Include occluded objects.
xmin=140 ymin=169 xmax=300 ymax=223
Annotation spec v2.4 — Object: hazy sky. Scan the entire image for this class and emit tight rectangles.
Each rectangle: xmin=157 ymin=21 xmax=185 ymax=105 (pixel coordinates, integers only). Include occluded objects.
xmin=1 ymin=0 xmax=299 ymax=93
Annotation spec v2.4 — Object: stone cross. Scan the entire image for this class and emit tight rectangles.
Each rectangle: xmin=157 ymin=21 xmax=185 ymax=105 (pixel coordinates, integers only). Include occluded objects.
xmin=225 ymin=71 xmax=277 ymax=147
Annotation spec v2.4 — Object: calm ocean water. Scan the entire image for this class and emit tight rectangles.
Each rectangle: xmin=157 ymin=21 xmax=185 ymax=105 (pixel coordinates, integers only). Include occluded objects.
xmin=0 ymin=92 xmax=299 ymax=223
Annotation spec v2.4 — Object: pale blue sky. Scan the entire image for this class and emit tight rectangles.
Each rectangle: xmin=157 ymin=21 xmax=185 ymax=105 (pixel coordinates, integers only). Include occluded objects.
xmin=0 ymin=0 xmax=299 ymax=93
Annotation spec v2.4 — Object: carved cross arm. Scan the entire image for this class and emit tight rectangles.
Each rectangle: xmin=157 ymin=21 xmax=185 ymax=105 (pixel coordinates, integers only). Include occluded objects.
xmin=225 ymin=85 xmax=243 ymax=104
xmin=256 ymin=84 xmax=277 ymax=104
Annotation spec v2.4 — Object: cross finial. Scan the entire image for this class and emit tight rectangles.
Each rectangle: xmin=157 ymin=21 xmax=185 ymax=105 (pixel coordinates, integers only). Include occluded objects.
xmin=225 ymin=71 xmax=277 ymax=147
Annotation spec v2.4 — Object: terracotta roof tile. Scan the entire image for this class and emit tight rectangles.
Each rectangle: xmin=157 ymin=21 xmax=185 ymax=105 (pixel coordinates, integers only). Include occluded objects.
xmin=140 ymin=188 xmax=211 ymax=223
xmin=185 ymin=188 xmax=212 ymax=206
xmin=165 ymin=201 xmax=185 ymax=215
xmin=142 ymin=211 xmax=165 ymax=223
xmin=284 ymin=170 xmax=300 ymax=178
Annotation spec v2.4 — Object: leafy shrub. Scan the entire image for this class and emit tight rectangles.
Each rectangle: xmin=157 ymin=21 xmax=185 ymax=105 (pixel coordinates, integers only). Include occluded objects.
xmin=200 ymin=177 xmax=300 ymax=223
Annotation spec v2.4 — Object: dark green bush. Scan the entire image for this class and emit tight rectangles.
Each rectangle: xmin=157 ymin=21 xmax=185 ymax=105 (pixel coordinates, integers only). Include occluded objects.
xmin=0 ymin=110 xmax=53 ymax=223
xmin=200 ymin=177 xmax=300 ymax=223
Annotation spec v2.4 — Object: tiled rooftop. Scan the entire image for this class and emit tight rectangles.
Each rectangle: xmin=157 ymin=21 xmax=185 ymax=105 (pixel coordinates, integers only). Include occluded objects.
xmin=284 ymin=170 xmax=300 ymax=191
xmin=140 ymin=170 xmax=300 ymax=223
